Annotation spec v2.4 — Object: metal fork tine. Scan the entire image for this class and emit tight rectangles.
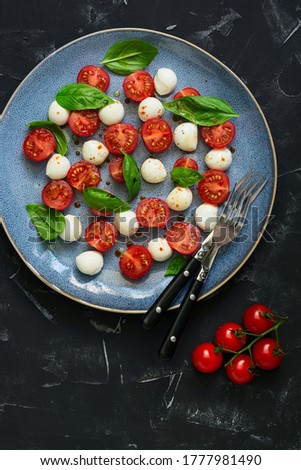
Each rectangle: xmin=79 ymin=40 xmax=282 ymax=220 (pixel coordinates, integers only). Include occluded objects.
xmin=244 ymin=175 xmax=265 ymax=200
xmin=249 ymin=178 xmax=268 ymax=204
xmin=235 ymin=168 xmax=254 ymax=191
xmin=236 ymin=178 xmax=269 ymax=223
xmin=219 ymin=182 xmax=237 ymax=219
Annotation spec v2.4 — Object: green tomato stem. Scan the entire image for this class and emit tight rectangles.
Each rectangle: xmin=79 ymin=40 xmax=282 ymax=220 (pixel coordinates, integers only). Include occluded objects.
xmin=224 ymin=317 xmax=288 ymax=367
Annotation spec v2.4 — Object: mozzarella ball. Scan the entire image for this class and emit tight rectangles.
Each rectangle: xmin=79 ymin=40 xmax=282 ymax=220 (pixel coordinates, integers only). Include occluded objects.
xmin=48 ymin=100 xmax=70 ymax=126
xmin=138 ymin=97 xmax=165 ymax=121
xmin=141 ymin=158 xmax=167 ymax=184
xmin=148 ymin=238 xmax=173 ymax=262
xmin=46 ymin=154 xmax=71 ymax=180
xmin=195 ymin=204 xmax=218 ymax=231
xmin=82 ymin=140 xmax=109 ymax=166
xmin=113 ymin=210 xmax=139 ymax=237
xmin=154 ymin=68 xmax=177 ymax=96
xmin=205 ymin=147 xmax=232 ymax=171
xmin=59 ymin=215 xmax=82 ymax=242
xmin=98 ymin=100 xmax=125 ymax=125
xmin=76 ymin=251 xmax=104 ymax=275
xmin=166 ymin=187 xmax=193 ymax=211
xmin=173 ymin=123 xmax=198 ymax=151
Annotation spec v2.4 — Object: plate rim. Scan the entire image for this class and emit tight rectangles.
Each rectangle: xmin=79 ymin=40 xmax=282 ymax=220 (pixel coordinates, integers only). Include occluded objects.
xmin=0 ymin=27 xmax=277 ymax=314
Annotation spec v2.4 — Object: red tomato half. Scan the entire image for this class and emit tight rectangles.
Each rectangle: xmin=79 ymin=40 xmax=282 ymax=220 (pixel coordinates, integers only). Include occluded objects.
xmin=104 ymin=123 xmax=138 ymax=156
xmin=141 ymin=118 xmax=173 ymax=153
xmin=192 ymin=343 xmax=223 ymax=373
xmin=201 ymin=121 xmax=236 ymax=149
xmin=197 ymin=169 xmax=230 ymax=205
xmin=123 ymin=70 xmax=154 ymax=102
xmin=173 ymin=157 xmax=199 ymax=171
xmin=77 ymin=65 xmax=110 ymax=92
xmin=119 ymin=245 xmax=153 ymax=279
xmin=252 ymin=338 xmax=284 ymax=370
xmin=109 ymin=156 xmax=125 ymax=183
xmin=85 ymin=220 xmax=118 ymax=252
xmin=136 ymin=198 xmax=170 ymax=228
xmin=42 ymin=180 xmax=73 ymax=210
xmin=68 ymin=109 xmax=100 ymax=137
xmin=226 ymin=354 xmax=255 ymax=385
xmin=215 ymin=323 xmax=247 ymax=352
xmin=166 ymin=222 xmax=201 ymax=255
xmin=67 ymin=161 xmax=101 ymax=192
xmin=23 ymin=128 xmax=56 ymax=161
xmin=174 ymin=87 xmax=200 ymax=100
xmin=243 ymin=304 xmax=275 ymax=334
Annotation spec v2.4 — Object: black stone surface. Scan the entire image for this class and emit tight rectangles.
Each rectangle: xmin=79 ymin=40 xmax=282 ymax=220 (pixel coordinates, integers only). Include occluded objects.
xmin=1 ymin=0 xmax=301 ymax=450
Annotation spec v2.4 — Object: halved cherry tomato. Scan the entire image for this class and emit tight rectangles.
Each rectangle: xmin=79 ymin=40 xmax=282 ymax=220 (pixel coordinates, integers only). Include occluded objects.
xmin=119 ymin=245 xmax=153 ymax=279
xmin=104 ymin=123 xmax=138 ymax=156
xmin=173 ymin=157 xmax=199 ymax=171
xmin=23 ymin=128 xmax=56 ymax=161
xmin=67 ymin=161 xmax=101 ymax=192
xmin=201 ymin=121 xmax=236 ymax=149
xmin=123 ymin=70 xmax=154 ymax=102
xmin=68 ymin=109 xmax=100 ymax=137
xmin=226 ymin=354 xmax=255 ymax=384
xmin=85 ymin=220 xmax=118 ymax=252
xmin=197 ymin=169 xmax=230 ymax=205
xmin=42 ymin=180 xmax=73 ymax=210
xmin=77 ymin=65 xmax=110 ymax=92
xmin=192 ymin=343 xmax=223 ymax=373
xmin=174 ymin=87 xmax=200 ymax=100
xmin=166 ymin=222 xmax=201 ymax=255
xmin=141 ymin=118 xmax=172 ymax=153
xmin=215 ymin=322 xmax=247 ymax=352
xmin=243 ymin=304 xmax=275 ymax=334
xmin=109 ymin=156 xmax=125 ymax=183
xmin=252 ymin=338 xmax=284 ymax=370
xmin=136 ymin=198 xmax=170 ymax=228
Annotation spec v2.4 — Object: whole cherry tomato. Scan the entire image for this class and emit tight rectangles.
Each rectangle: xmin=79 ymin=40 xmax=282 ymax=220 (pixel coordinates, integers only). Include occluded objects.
xmin=215 ymin=322 xmax=246 ymax=352
xmin=243 ymin=304 xmax=275 ymax=334
xmin=252 ymin=338 xmax=284 ymax=370
xmin=226 ymin=354 xmax=255 ymax=384
xmin=192 ymin=343 xmax=223 ymax=373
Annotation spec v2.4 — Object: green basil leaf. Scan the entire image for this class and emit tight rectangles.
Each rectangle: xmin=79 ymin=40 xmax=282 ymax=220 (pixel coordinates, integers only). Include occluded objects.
xmin=170 ymin=167 xmax=204 ymax=187
xmin=100 ymin=39 xmax=158 ymax=75
xmin=26 ymin=204 xmax=65 ymax=241
xmin=164 ymin=255 xmax=187 ymax=277
xmin=27 ymin=120 xmax=68 ymax=156
xmin=83 ymin=187 xmax=131 ymax=213
xmin=121 ymin=149 xmax=141 ymax=202
xmin=164 ymin=96 xmax=239 ymax=126
xmin=56 ymin=83 xmax=114 ymax=110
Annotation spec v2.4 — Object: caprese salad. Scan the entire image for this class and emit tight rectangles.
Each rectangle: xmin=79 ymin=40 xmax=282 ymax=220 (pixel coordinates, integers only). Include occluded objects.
xmin=24 ymin=39 xmax=238 ymax=280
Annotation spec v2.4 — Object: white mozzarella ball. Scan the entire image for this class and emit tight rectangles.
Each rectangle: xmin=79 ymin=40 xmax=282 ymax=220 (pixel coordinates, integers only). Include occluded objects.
xmin=113 ymin=210 xmax=139 ymax=237
xmin=82 ymin=140 xmax=109 ymax=166
xmin=59 ymin=215 xmax=82 ymax=242
xmin=205 ymin=147 xmax=232 ymax=171
xmin=48 ymin=100 xmax=70 ymax=126
xmin=98 ymin=100 xmax=125 ymax=125
xmin=138 ymin=97 xmax=164 ymax=121
xmin=195 ymin=204 xmax=218 ymax=231
xmin=166 ymin=187 xmax=193 ymax=211
xmin=173 ymin=123 xmax=198 ymax=151
xmin=154 ymin=68 xmax=177 ymax=96
xmin=148 ymin=238 xmax=173 ymax=262
xmin=140 ymin=158 xmax=167 ymax=183
xmin=76 ymin=251 xmax=104 ymax=275
xmin=46 ymin=154 xmax=71 ymax=180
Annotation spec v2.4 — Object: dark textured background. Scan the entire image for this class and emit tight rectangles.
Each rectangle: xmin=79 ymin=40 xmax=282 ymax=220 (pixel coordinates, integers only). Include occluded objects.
xmin=1 ymin=0 xmax=301 ymax=450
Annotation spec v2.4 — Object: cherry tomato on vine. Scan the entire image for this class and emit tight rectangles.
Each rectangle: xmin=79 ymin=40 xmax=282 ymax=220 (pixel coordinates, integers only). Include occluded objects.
xmin=252 ymin=338 xmax=284 ymax=370
xmin=225 ymin=354 xmax=255 ymax=384
xmin=243 ymin=304 xmax=276 ymax=334
xmin=215 ymin=322 xmax=246 ymax=352
xmin=192 ymin=343 xmax=223 ymax=373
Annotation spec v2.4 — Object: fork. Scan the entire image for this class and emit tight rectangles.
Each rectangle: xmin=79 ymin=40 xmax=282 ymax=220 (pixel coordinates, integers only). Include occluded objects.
xmin=158 ymin=174 xmax=268 ymax=360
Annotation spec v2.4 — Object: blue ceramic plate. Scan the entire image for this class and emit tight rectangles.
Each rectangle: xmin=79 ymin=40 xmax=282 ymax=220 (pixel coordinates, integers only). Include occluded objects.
xmin=0 ymin=28 xmax=276 ymax=313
